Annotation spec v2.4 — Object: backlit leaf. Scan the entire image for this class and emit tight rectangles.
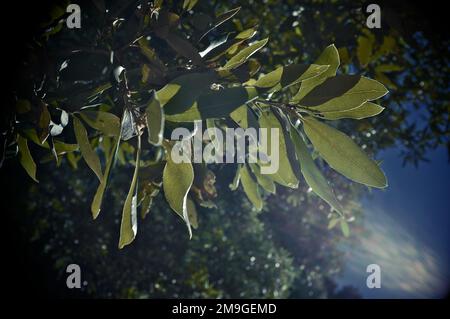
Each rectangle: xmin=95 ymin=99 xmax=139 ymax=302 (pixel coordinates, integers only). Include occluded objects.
xmin=158 ymin=72 xmax=217 ymax=114
xmin=340 ymin=219 xmax=350 ymax=237
xmin=298 ymin=75 xmax=388 ymax=112
xmin=222 ymin=38 xmax=268 ymax=70
xmin=146 ymin=92 xmax=165 ymax=146
xmin=163 ymin=143 xmax=195 ymax=238
xmin=357 ymin=35 xmax=373 ymax=67
xmin=315 ymin=102 xmax=385 ymax=120
xmin=249 ymin=163 xmax=276 ymax=194
xmin=254 ymin=64 xmax=329 ymax=93
xmin=118 ymin=136 xmax=141 ymax=249
xmin=240 ymin=165 xmax=263 ymax=211
xmin=292 ymin=44 xmax=340 ymax=102
xmin=165 ymin=86 xmax=258 ymax=122
xmin=73 ymin=116 xmax=103 ymax=181
xmin=17 ymin=135 xmax=38 ymax=182
xmin=258 ymin=109 xmax=299 ymax=188
xmin=302 ymin=116 xmax=387 ymax=188
xmin=79 ymin=110 xmax=120 ymax=136
xmin=290 ymin=126 xmax=343 ymax=214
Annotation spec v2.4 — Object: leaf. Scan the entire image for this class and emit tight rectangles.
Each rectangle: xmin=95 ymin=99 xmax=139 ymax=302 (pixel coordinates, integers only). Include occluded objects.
xmin=222 ymin=38 xmax=268 ymax=70
xmin=199 ymin=7 xmax=241 ymax=42
xmin=38 ymin=103 xmax=51 ymax=143
xmin=118 ymin=136 xmax=141 ymax=249
xmin=375 ymin=64 xmax=403 ymax=73
xmin=230 ymin=105 xmax=259 ymax=129
xmin=254 ymin=64 xmax=329 ymax=93
xmin=229 ymin=165 xmax=241 ymax=190
xmin=49 ymin=123 xmax=64 ymax=136
xmin=199 ymin=33 xmax=229 ymax=57
xmin=203 ymin=26 xmax=257 ymax=62
xmin=302 ymin=116 xmax=387 ymax=188
xmin=298 ymin=75 xmax=388 ymax=112
xmin=79 ymin=110 xmax=120 ymax=136
xmin=60 ymin=110 xmax=69 ymax=127
xmin=315 ymin=102 xmax=385 ymax=120
xmin=141 ymin=64 xmax=150 ymax=83
xmin=140 ymin=195 xmax=153 ymax=219
xmin=16 ymin=99 xmax=31 ymax=114
xmin=164 ymin=32 xmax=204 ymax=66
xmin=158 ymin=72 xmax=217 ymax=114
xmin=91 ymin=135 xmax=121 ymax=219
xmin=357 ymin=36 xmax=373 ymax=67
xmin=377 ymin=35 xmax=397 ymax=56
xmin=165 ymin=86 xmax=258 ymax=122
xmin=73 ymin=116 xmax=103 ymax=181
xmin=240 ymin=165 xmax=263 ymax=211
xmin=186 ymin=197 xmax=198 ymax=229
xmin=54 ymin=141 xmax=79 ymax=155
xmin=163 ymin=143 xmax=195 ymax=238
xmin=292 ymin=44 xmax=340 ymax=102
xmin=340 ymin=219 xmax=350 ymax=237
xmin=183 ymin=0 xmax=198 ymax=11
xmin=258 ymin=109 xmax=299 ymax=188
xmin=138 ymin=38 xmax=167 ymax=73
xmin=146 ymin=91 xmax=165 ymax=146
xmin=328 ymin=218 xmax=340 ymax=230
xmin=249 ymin=163 xmax=276 ymax=194
xmin=290 ymin=127 xmax=343 ymax=214
xmin=17 ymin=135 xmax=38 ymax=182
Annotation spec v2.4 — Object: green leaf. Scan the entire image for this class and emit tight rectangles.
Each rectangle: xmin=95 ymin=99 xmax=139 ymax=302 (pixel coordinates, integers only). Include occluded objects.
xmin=54 ymin=141 xmax=79 ymax=155
xmin=290 ymin=127 xmax=343 ymax=214
xmin=315 ymin=102 xmax=385 ymax=120
xmin=357 ymin=36 xmax=373 ymax=67
xmin=163 ymin=144 xmax=195 ymax=238
xmin=141 ymin=64 xmax=150 ymax=83
xmin=340 ymin=219 xmax=350 ymax=237
xmin=229 ymin=165 xmax=241 ymax=190
xmin=230 ymin=105 xmax=259 ymax=129
xmin=158 ymin=72 xmax=217 ymax=114
xmin=258 ymin=109 xmax=299 ymax=188
xmin=91 ymin=135 xmax=121 ymax=219
xmin=249 ymin=163 xmax=276 ymax=194
xmin=138 ymin=38 xmax=167 ymax=73
xmin=240 ymin=165 xmax=263 ymax=211
xmin=140 ymin=195 xmax=153 ymax=219
xmin=16 ymin=99 xmax=31 ymax=114
xmin=186 ymin=197 xmax=198 ymax=229
xmin=38 ymin=103 xmax=51 ymax=143
xmin=73 ymin=116 xmax=103 ymax=181
xmin=79 ymin=110 xmax=120 ymax=136
xmin=145 ymin=92 xmax=164 ymax=146
xmin=203 ymin=26 xmax=257 ymax=62
xmin=292 ymin=44 xmax=340 ymax=102
xmin=254 ymin=64 xmax=329 ymax=93
xmin=375 ymin=64 xmax=403 ymax=73
xmin=165 ymin=86 xmax=258 ymax=122
xmin=328 ymin=218 xmax=340 ymax=230
xmin=298 ymin=75 xmax=388 ymax=112
xmin=183 ymin=0 xmax=198 ymax=11
xmin=302 ymin=116 xmax=387 ymax=188
xmin=199 ymin=7 xmax=241 ymax=42
xmin=17 ymin=135 xmax=38 ymax=182
xmin=118 ymin=136 xmax=141 ymax=249
xmin=222 ymin=38 xmax=268 ymax=70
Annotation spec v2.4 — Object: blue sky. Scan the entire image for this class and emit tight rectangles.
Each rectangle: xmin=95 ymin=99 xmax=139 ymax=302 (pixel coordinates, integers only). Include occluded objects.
xmin=338 ymin=146 xmax=449 ymax=298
